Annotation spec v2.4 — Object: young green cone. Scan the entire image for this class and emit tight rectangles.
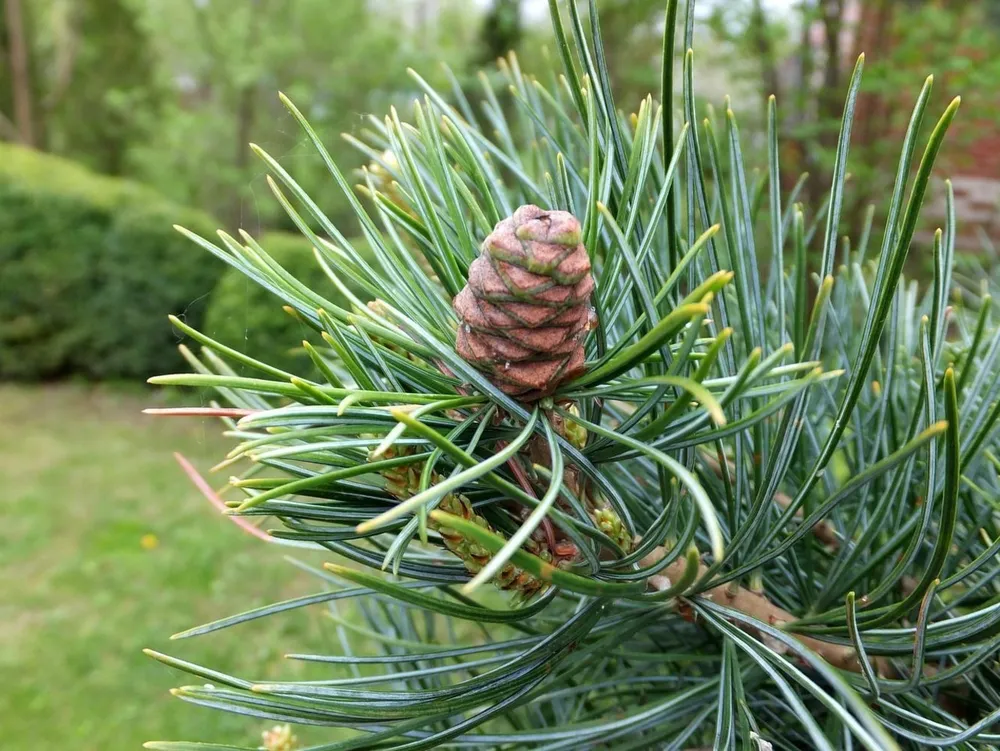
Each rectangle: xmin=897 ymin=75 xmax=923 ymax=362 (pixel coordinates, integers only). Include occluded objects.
xmin=454 ymin=205 xmax=595 ymax=400
xmin=374 ymin=444 xmax=552 ymax=600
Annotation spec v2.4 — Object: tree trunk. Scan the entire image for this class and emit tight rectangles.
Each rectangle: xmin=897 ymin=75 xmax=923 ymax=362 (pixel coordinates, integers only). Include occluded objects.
xmin=4 ymin=0 xmax=36 ymax=146
xmin=818 ymin=0 xmax=845 ymax=148
xmin=847 ymin=0 xmax=896 ymax=226
xmin=229 ymin=0 xmax=263 ymax=228
xmin=781 ymin=0 xmax=817 ymax=190
xmin=805 ymin=0 xmax=846 ymax=207
xmin=477 ymin=0 xmax=522 ymax=65
xmin=230 ymin=82 xmax=257 ymax=226
xmin=750 ymin=0 xmax=782 ymax=107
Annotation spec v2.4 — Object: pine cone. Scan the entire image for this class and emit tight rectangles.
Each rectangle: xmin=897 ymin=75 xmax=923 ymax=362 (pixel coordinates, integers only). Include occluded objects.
xmin=454 ymin=205 xmax=595 ymax=400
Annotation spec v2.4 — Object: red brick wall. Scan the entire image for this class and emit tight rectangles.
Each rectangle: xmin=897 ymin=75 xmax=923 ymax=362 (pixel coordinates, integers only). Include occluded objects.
xmin=958 ymin=130 xmax=1000 ymax=181
xmin=848 ymin=0 xmax=999 ymax=245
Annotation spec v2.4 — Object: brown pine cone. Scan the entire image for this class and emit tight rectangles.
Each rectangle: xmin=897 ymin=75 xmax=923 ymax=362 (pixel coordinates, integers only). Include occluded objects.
xmin=454 ymin=205 xmax=595 ymax=400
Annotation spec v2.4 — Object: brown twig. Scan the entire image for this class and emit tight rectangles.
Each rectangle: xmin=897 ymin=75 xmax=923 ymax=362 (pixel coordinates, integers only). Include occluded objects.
xmin=496 ymin=438 xmax=559 ymax=552
xmin=642 ymin=546 xmax=893 ymax=677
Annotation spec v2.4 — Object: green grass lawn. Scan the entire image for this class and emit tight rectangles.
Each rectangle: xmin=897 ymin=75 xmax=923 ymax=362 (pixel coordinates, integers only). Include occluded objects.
xmin=0 ymin=383 xmax=340 ymax=749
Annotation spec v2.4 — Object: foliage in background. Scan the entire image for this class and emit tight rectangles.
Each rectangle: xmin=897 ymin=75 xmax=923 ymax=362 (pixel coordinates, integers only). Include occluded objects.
xmin=5 ymin=0 xmax=1000 ymax=252
xmin=2 ymin=0 xmax=484 ymax=232
xmin=955 ymin=230 xmax=1000 ymax=309
xmin=39 ymin=0 xmax=162 ymax=176
xmin=587 ymin=0 xmax=672 ymax=104
xmin=204 ymin=232 xmax=370 ymax=375
xmin=706 ymin=0 xmax=1000 ymax=230
xmin=476 ymin=0 xmax=524 ymax=67
xmin=1 ymin=0 xmax=749 ymax=240
xmin=146 ymin=0 xmax=1000 ymax=748
xmin=0 ymin=143 xmax=220 ymax=379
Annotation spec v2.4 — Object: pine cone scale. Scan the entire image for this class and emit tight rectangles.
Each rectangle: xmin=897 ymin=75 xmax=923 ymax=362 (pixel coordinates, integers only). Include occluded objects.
xmin=472 ymin=332 xmax=538 ymax=361
xmin=478 ymin=297 xmax=565 ymax=328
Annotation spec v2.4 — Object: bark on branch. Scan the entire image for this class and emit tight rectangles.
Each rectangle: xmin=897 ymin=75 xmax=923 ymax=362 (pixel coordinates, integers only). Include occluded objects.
xmin=642 ymin=546 xmax=893 ymax=677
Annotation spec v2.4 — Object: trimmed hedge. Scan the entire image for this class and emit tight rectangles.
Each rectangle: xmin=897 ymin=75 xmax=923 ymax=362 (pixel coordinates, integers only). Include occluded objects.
xmin=0 ymin=144 xmax=221 ymax=379
xmin=204 ymin=233 xmax=369 ymax=375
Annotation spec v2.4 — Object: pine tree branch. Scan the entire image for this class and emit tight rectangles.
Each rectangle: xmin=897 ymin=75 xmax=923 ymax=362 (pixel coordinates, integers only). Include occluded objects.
xmin=699 ymin=451 xmax=839 ymax=548
xmin=641 ymin=546 xmax=893 ymax=677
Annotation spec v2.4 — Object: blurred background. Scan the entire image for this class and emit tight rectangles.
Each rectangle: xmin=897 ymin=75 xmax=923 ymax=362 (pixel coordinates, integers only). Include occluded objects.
xmin=1 ymin=0 xmax=998 ymax=747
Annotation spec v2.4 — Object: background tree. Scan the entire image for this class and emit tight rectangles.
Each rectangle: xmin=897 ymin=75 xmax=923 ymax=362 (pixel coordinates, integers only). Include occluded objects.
xmin=477 ymin=0 xmax=523 ymax=66
xmin=589 ymin=0 xmax=669 ymax=107
xmin=706 ymin=0 xmax=1000 ymax=228
xmin=0 ymin=0 xmax=483 ymax=230
xmin=39 ymin=0 xmax=161 ymax=175
xmin=1 ymin=0 xmax=40 ymax=144
xmin=133 ymin=0 xmax=480 ymax=230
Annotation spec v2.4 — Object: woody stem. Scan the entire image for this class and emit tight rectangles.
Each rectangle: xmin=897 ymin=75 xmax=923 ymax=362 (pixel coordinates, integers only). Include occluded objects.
xmin=642 ymin=546 xmax=893 ymax=677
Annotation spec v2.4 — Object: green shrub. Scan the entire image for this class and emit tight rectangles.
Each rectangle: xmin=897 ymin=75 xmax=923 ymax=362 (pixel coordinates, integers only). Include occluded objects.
xmin=203 ymin=232 xmax=370 ymax=375
xmin=0 ymin=144 xmax=221 ymax=380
